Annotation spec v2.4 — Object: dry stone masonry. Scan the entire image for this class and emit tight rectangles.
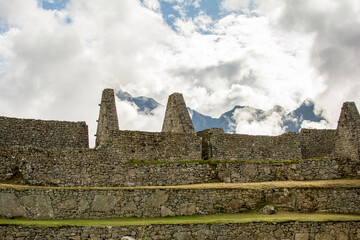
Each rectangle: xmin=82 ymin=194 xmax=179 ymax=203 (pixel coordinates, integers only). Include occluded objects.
xmin=162 ymin=92 xmax=195 ymax=134
xmin=1 ymin=221 xmax=359 ymax=240
xmin=0 ymin=89 xmax=359 ymax=186
xmin=0 ymin=117 xmax=88 ymax=148
xmin=0 ymin=182 xmax=359 ymax=219
xmin=0 ymin=88 xmax=359 ymax=239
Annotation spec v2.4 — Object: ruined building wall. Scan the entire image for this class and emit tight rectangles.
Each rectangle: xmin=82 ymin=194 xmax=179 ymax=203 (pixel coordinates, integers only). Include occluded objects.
xmin=335 ymin=102 xmax=360 ymax=160
xmin=106 ymin=130 xmax=202 ymax=162
xmin=299 ymin=129 xmax=336 ymax=159
xmin=0 ymin=116 xmax=88 ymax=148
xmin=94 ymin=89 xmax=202 ymax=162
xmin=199 ymin=128 xmax=337 ymax=160
xmin=198 ymin=129 xmax=302 ymax=160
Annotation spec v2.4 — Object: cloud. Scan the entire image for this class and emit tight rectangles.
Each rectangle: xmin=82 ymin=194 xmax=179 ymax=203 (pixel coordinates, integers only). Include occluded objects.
xmin=116 ymin=99 xmax=165 ymax=132
xmin=275 ymin=0 xmax=360 ymax=123
xmin=0 ymin=0 xmax=173 ymax=146
xmin=0 ymin=0 xmax=359 ymax=147
xmin=233 ymin=106 xmax=285 ymax=136
xmin=300 ymin=120 xmax=333 ymax=130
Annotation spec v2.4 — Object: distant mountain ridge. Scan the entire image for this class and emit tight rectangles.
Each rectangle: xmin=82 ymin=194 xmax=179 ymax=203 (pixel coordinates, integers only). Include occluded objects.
xmin=115 ymin=90 xmax=327 ymax=133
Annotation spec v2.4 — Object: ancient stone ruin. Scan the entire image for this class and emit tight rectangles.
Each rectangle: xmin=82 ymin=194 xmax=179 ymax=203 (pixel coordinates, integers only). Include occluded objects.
xmin=0 ymin=88 xmax=359 ymax=239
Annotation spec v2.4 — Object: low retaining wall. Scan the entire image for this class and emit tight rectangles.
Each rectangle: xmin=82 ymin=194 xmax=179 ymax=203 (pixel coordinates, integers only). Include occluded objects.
xmin=0 ymin=184 xmax=358 ymax=219
xmin=216 ymin=157 xmax=358 ymax=183
xmin=0 ymin=221 xmax=359 ymax=240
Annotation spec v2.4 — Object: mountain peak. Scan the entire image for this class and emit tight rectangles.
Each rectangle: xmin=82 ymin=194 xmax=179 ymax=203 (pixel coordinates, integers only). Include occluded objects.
xmin=115 ymin=91 xmax=327 ymax=134
xmin=115 ymin=90 xmax=161 ymax=115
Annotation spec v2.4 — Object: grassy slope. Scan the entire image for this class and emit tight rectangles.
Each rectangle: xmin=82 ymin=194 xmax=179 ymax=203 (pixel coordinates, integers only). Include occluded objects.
xmin=0 ymin=179 xmax=359 ymax=191
xmin=0 ymin=212 xmax=359 ymax=227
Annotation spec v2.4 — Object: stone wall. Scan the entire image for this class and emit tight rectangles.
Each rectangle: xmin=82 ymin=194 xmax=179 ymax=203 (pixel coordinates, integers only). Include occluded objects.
xmin=0 ymin=145 xmax=358 ymax=187
xmin=105 ymin=130 xmax=202 ymax=162
xmin=0 ymin=145 xmax=211 ymax=187
xmin=216 ymin=157 xmax=358 ymax=183
xmin=0 ymin=116 xmax=88 ymax=148
xmin=0 ymin=184 xmax=358 ymax=219
xmin=299 ymin=128 xmax=336 ymax=159
xmin=199 ymin=128 xmax=338 ymax=161
xmin=198 ymin=129 xmax=302 ymax=160
xmin=1 ymin=221 xmax=359 ymax=240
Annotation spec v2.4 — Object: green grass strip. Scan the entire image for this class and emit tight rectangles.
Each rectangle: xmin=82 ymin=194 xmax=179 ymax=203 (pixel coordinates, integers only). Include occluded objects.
xmin=0 ymin=212 xmax=359 ymax=227
xmin=125 ymin=157 xmax=327 ymax=165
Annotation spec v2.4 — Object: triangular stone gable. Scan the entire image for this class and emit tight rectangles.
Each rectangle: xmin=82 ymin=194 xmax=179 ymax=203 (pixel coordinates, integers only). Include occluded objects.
xmin=162 ymin=93 xmax=195 ymax=134
xmin=335 ymin=102 xmax=360 ymax=160
xmin=96 ymin=89 xmax=119 ymax=147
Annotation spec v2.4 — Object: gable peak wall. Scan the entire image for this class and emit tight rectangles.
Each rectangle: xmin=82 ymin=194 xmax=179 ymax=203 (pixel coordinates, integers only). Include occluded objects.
xmin=162 ymin=93 xmax=195 ymax=134
xmin=335 ymin=102 xmax=360 ymax=160
xmin=95 ymin=89 xmax=119 ymax=147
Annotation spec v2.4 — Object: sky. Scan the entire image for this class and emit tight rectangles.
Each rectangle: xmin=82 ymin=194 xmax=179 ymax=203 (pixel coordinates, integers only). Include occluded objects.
xmin=0 ymin=0 xmax=359 ymax=147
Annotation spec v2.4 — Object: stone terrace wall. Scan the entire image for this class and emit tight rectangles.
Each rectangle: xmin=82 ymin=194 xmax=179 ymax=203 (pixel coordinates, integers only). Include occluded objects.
xmin=198 ymin=129 xmax=301 ymax=160
xmin=299 ymin=129 xmax=336 ymax=159
xmin=0 ymin=146 xmax=212 ymax=187
xmin=1 ymin=221 xmax=359 ymax=240
xmin=0 ymin=185 xmax=358 ymax=219
xmin=216 ymin=157 xmax=359 ymax=183
xmin=0 ymin=116 xmax=88 ymax=148
xmin=0 ymin=146 xmax=357 ymax=187
xmin=105 ymin=130 xmax=202 ymax=162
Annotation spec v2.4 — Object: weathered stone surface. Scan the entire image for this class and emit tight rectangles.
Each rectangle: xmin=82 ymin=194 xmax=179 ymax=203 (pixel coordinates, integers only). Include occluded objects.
xmin=123 ymin=201 xmax=137 ymax=212
xmin=21 ymin=195 xmax=54 ymax=219
xmin=259 ymin=205 xmax=275 ymax=215
xmin=2 ymin=144 xmax=357 ymax=187
xmin=91 ymin=195 xmax=121 ymax=212
xmin=180 ymin=203 xmax=196 ymax=216
xmin=0 ymin=116 xmax=88 ymax=149
xmin=0 ymin=91 xmax=359 ymax=187
xmin=0 ymin=193 xmax=27 ymax=218
xmin=148 ymin=190 xmax=169 ymax=208
xmin=0 ymin=183 xmax=358 ymax=219
xmin=161 ymin=206 xmax=174 ymax=217
xmin=57 ymin=199 xmax=78 ymax=210
xmin=335 ymin=101 xmax=360 ymax=160
xmin=96 ymin=88 xmax=119 ymax=147
xmin=295 ymin=232 xmax=309 ymax=240
xmin=173 ymin=231 xmax=191 ymax=240
xmin=162 ymin=93 xmax=195 ymax=134
xmin=0 ymin=218 xmax=360 ymax=239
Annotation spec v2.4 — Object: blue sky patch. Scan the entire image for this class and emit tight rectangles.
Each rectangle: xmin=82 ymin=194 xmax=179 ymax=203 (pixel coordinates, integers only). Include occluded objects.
xmin=37 ymin=0 xmax=69 ymax=11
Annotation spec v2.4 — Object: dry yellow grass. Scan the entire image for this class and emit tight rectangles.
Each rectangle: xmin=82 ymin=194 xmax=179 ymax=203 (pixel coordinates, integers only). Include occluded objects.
xmin=0 ymin=179 xmax=359 ymax=191
xmin=0 ymin=211 xmax=359 ymax=227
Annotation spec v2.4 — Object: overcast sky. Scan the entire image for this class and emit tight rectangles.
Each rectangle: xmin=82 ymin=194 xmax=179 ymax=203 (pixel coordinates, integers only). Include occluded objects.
xmin=0 ymin=0 xmax=359 ymax=146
